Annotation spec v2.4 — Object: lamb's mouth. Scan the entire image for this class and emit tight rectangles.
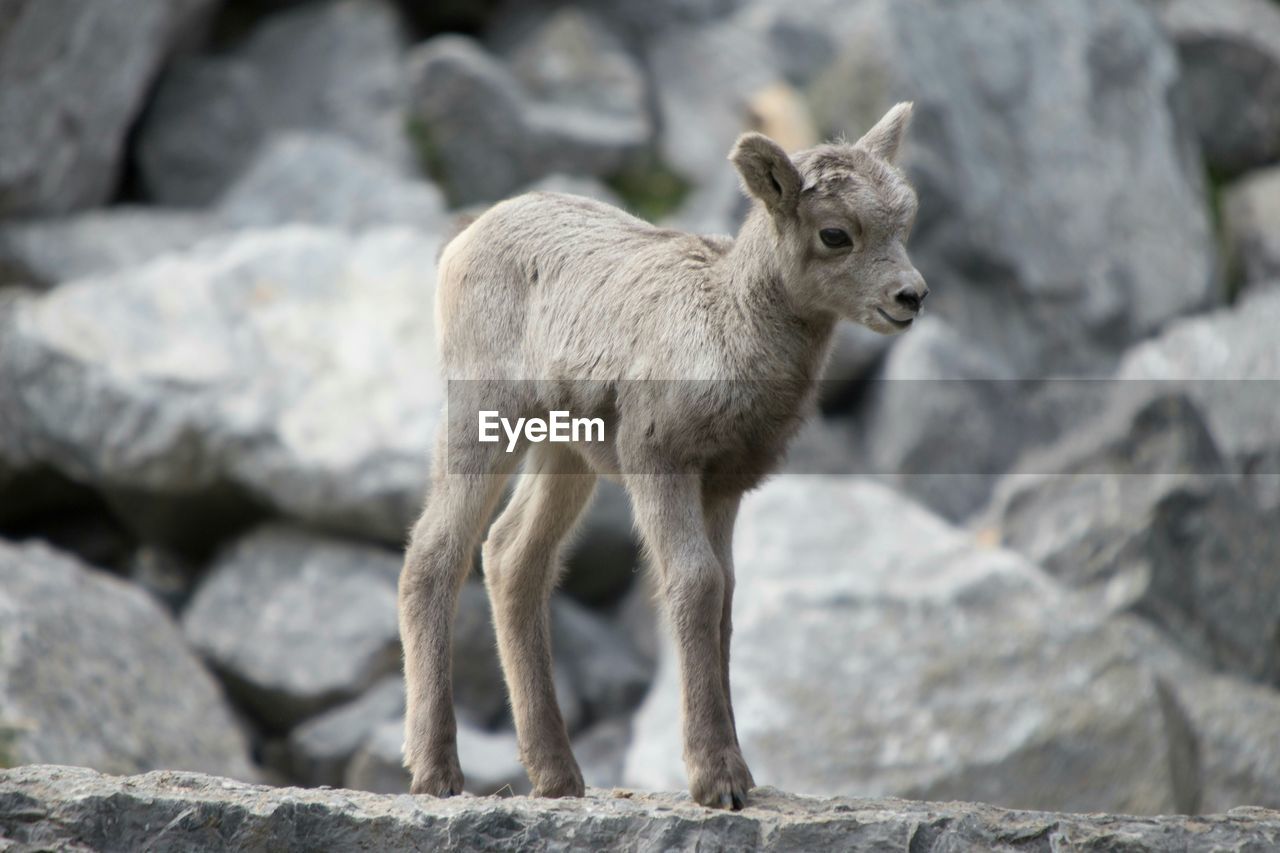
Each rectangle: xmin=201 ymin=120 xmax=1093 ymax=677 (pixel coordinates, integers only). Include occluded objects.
xmin=877 ymin=308 xmax=914 ymax=329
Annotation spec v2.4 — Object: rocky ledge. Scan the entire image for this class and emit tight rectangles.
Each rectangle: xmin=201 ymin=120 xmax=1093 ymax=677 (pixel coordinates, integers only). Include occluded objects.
xmin=1 ymin=766 xmax=1278 ymax=852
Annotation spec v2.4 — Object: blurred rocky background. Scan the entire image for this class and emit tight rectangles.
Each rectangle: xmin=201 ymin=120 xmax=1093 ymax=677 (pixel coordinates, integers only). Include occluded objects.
xmin=1 ymin=0 xmax=1279 ymax=819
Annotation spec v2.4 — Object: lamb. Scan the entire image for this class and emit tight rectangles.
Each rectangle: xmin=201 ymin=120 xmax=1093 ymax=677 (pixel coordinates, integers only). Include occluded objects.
xmin=398 ymin=102 xmax=927 ymax=810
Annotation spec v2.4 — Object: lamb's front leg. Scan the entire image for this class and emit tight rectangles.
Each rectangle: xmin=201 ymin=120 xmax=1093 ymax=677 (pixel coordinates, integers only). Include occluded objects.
xmin=626 ymin=472 xmax=754 ymax=810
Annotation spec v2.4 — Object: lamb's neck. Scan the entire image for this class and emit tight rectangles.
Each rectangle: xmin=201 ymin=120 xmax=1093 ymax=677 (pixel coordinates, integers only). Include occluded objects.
xmin=722 ymin=209 xmax=837 ymax=382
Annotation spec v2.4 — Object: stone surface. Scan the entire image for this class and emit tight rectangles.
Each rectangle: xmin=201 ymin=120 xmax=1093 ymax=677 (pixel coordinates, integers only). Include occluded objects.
xmin=0 ymin=540 xmax=254 ymax=780
xmin=550 ymin=596 xmax=653 ymax=724
xmin=1117 ymin=288 xmax=1280 ymax=514
xmin=991 ymin=394 xmax=1280 ymax=686
xmin=345 ymin=718 xmax=530 ymax=797
xmin=807 ymin=0 xmax=1215 ymax=375
xmin=182 ymin=526 xmax=403 ymax=729
xmin=406 ymin=35 xmax=649 ymax=205
xmin=4 ymin=765 xmax=1280 ymax=852
xmin=286 ymin=676 xmax=405 ymax=788
xmin=0 ymin=225 xmax=444 ymax=546
xmin=0 ymin=0 xmax=216 ymax=215
xmin=134 ymin=0 xmax=412 ymax=205
xmin=627 ymin=477 xmax=1199 ymax=814
xmin=1155 ymin=0 xmax=1280 ymax=178
xmin=1224 ymin=166 xmax=1280 ymax=292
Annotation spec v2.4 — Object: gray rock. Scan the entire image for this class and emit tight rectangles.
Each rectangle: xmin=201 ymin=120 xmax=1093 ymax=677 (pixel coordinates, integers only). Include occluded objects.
xmin=1155 ymin=0 xmax=1280 ymax=178
xmin=5 ymin=765 xmax=1280 ymax=851
xmin=573 ymin=717 xmax=633 ymax=789
xmin=286 ymin=676 xmax=405 ymax=787
xmin=857 ymin=316 xmax=1020 ymax=521
xmin=0 ymin=225 xmax=445 ymax=546
xmin=219 ymin=133 xmax=446 ymax=232
xmin=820 ymin=324 xmax=891 ymax=403
xmin=560 ymin=478 xmax=640 ymax=606
xmin=0 ymin=540 xmax=254 ymax=780
xmin=0 ymin=208 xmax=216 ymax=289
xmin=0 ymin=0 xmax=216 ymax=215
xmin=627 ymin=477 xmax=1200 ymax=814
xmin=134 ymin=0 xmax=411 ymax=205
xmin=1224 ymin=166 xmax=1280 ymax=293
xmin=991 ymin=394 xmax=1280 ymax=685
xmin=1117 ymin=288 xmax=1280 ymax=514
xmin=807 ymin=0 xmax=1216 ymax=375
xmin=406 ymin=35 xmax=649 ymax=205
xmin=182 ymin=526 xmax=403 ymax=729
xmin=345 ymin=718 xmax=530 ymax=796
xmin=520 ymin=173 xmax=624 ymax=208
xmin=551 ymin=596 xmax=653 ymax=723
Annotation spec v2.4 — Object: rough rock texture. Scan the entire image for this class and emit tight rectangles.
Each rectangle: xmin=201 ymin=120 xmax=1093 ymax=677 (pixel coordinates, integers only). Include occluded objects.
xmin=285 ymin=676 xmax=404 ymax=788
xmin=0 ymin=225 xmax=444 ymax=546
xmin=628 ymin=478 xmax=1199 ymax=814
xmin=809 ymin=0 xmax=1215 ymax=374
xmin=0 ymin=0 xmax=216 ymax=215
xmin=1117 ymin=289 xmax=1280 ymax=514
xmin=4 ymin=766 xmax=1280 ymax=852
xmin=134 ymin=0 xmax=412 ymax=205
xmin=0 ymin=541 xmax=254 ymax=780
xmin=1224 ymin=166 xmax=1280 ymax=292
xmin=990 ymin=394 xmax=1280 ymax=686
xmin=182 ymin=526 xmax=404 ymax=729
xmin=406 ymin=35 xmax=649 ymax=205
xmin=1154 ymin=0 xmax=1280 ymax=178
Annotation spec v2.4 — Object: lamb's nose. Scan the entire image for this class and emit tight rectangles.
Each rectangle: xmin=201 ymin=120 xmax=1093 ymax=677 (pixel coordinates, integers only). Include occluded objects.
xmin=894 ymin=285 xmax=928 ymax=313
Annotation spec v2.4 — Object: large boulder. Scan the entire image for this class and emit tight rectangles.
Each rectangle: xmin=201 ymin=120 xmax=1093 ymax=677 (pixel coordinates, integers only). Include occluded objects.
xmin=1223 ymin=166 xmax=1280 ymax=293
xmin=990 ymin=393 xmax=1280 ymax=686
xmin=182 ymin=526 xmax=404 ymax=729
xmin=0 ymin=225 xmax=444 ymax=546
xmin=285 ymin=676 xmax=405 ymax=788
xmin=5 ymin=766 xmax=1280 ymax=852
xmin=0 ymin=540 xmax=254 ymax=780
xmin=1152 ymin=0 xmax=1280 ymax=178
xmin=133 ymin=0 xmax=412 ymax=205
xmin=627 ymin=477 xmax=1198 ymax=814
xmin=0 ymin=0 xmax=216 ymax=215
xmin=405 ymin=34 xmax=649 ymax=205
xmin=1116 ymin=288 xmax=1280 ymax=514
xmin=345 ymin=718 xmax=530 ymax=797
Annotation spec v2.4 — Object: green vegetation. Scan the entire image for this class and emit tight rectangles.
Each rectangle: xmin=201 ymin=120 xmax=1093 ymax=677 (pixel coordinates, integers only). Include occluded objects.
xmin=1204 ymin=164 xmax=1243 ymax=303
xmin=606 ymin=154 xmax=692 ymax=223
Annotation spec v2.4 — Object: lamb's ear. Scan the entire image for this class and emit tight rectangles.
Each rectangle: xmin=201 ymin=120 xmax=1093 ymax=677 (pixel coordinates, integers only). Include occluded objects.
xmin=730 ymin=132 xmax=802 ymax=218
xmin=855 ymin=101 xmax=914 ymax=164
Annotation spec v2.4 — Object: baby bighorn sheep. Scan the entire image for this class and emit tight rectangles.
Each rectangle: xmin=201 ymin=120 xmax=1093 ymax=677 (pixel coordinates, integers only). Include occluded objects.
xmin=399 ymin=103 xmax=926 ymax=810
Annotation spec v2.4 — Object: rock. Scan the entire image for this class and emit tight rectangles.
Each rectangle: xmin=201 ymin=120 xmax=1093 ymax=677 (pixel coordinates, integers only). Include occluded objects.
xmin=806 ymin=0 xmax=1216 ymax=375
xmin=819 ymin=324 xmax=891 ymax=405
xmin=551 ymin=596 xmax=653 ymax=723
xmin=627 ymin=477 xmax=1201 ymax=814
xmin=520 ymin=173 xmax=624 ymax=208
xmin=5 ymin=765 xmax=1280 ymax=851
xmin=0 ymin=0 xmax=217 ymax=215
xmin=345 ymin=718 xmax=529 ymax=796
xmin=559 ymin=478 xmax=640 ymax=606
xmin=573 ymin=717 xmax=633 ymax=789
xmin=1224 ymin=166 xmax=1280 ymax=292
xmin=990 ymin=393 xmax=1280 ymax=685
xmin=406 ymin=35 xmax=649 ymax=205
xmin=0 ymin=208 xmax=215 ymax=289
xmin=0 ymin=540 xmax=254 ymax=780
xmin=218 ymin=133 xmax=445 ymax=231
xmin=1154 ymin=0 xmax=1280 ymax=178
xmin=856 ymin=316 xmax=1021 ymax=521
xmin=0 ymin=225 xmax=445 ymax=546
xmin=1116 ymin=288 xmax=1280 ymax=514
xmin=286 ymin=676 xmax=405 ymax=788
xmin=134 ymin=0 xmax=411 ymax=205
xmin=182 ymin=526 xmax=403 ymax=729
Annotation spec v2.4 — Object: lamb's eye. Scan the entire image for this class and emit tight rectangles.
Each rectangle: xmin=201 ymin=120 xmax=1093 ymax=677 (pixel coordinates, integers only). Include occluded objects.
xmin=819 ymin=228 xmax=852 ymax=248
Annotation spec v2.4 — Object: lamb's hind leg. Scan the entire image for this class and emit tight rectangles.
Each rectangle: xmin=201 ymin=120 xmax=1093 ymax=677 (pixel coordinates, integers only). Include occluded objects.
xmin=400 ymin=428 xmax=522 ymax=796
xmin=626 ymin=471 xmax=753 ymax=810
xmin=483 ymin=444 xmax=596 ymax=797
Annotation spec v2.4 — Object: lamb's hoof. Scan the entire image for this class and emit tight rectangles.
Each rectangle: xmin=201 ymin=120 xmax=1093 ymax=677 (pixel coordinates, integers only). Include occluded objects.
xmin=410 ymin=762 xmax=465 ymax=798
xmin=688 ymin=747 xmax=754 ymax=810
xmin=530 ymin=759 xmax=586 ymax=799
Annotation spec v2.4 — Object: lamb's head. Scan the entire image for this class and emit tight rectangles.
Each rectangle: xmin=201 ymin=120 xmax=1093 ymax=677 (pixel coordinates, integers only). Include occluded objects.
xmin=730 ymin=102 xmax=927 ymax=335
